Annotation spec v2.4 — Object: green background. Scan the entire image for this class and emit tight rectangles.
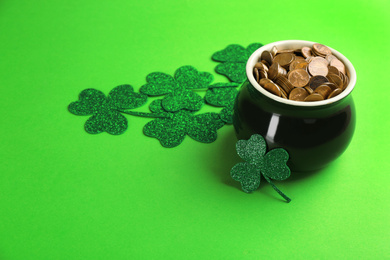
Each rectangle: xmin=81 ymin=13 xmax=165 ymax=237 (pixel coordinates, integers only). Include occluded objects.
xmin=1 ymin=0 xmax=389 ymax=259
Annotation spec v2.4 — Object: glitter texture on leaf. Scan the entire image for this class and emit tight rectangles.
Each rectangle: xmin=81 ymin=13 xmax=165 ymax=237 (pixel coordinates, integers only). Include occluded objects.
xmin=140 ymin=66 xmax=213 ymax=112
xmin=68 ymin=85 xmax=147 ymax=135
xmin=205 ymin=82 xmax=239 ymax=124
xmin=212 ymin=43 xmax=263 ymax=83
xmin=230 ymin=134 xmax=292 ymax=202
xmin=143 ymin=100 xmax=224 ymax=147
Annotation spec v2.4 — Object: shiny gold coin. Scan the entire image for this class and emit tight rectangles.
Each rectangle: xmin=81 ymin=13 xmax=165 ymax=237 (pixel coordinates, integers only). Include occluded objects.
xmin=268 ymin=62 xmax=286 ymax=80
xmin=330 ymin=58 xmax=346 ymax=74
xmin=328 ymin=66 xmax=341 ymax=76
xmin=270 ymin=46 xmax=278 ymax=57
xmin=338 ymin=71 xmax=345 ymax=86
xmin=264 ymin=82 xmax=282 ymax=97
xmin=289 ymin=59 xmax=309 ymax=71
xmin=273 ymin=53 xmax=295 ymax=68
xmin=327 ymin=74 xmax=343 ymax=89
xmin=343 ymin=73 xmax=349 ymax=89
xmin=328 ymin=88 xmax=343 ymax=99
xmin=288 ymin=69 xmax=310 ymax=87
xmin=259 ymin=78 xmax=273 ymax=87
xmin=255 ymin=62 xmax=269 ymax=72
xmin=277 ymin=49 xmax=295 ymax=54
xmin=325 ymin=54 xmax=338 ymax=63
xmin=321 ymin=82 xmax=338 ymax=90
xmin=312 ymin=43 xmax=332 ymax=57
xmin=289 ymin=87 xmax=309 ymax=101
xmin=301 ymin=47 xmax=312 ymax=58
xmin=261 ymin=51 xmax=273 ymax=66
xmin=304 ymin=93 xmax=324 ymax=102
xmin=261 ymin=59 xmax=270 ymax=68
xmin=309 ymin=75 xmax=329 ymax=90
xmin=275 ymin=76 xmax=294 ymax=94
xmin=311 ymin=56 xmax=329 ymax=66
xmin=305 ymin=86 xmax=313 ymax=94
xmin=308 ymin=60 xmax=328 ymax=76
xmin=260 ymin=69 xmax=268 ymax=79
xmin=295 ymin=56 xmax=306 ymax=61
xmin=279 ymin=85 xmax=288 ymax=99
xmin=314 ymin=85 xmax=332 ymax=99
xmin=253 ymin=67 xmax=260 ymax=82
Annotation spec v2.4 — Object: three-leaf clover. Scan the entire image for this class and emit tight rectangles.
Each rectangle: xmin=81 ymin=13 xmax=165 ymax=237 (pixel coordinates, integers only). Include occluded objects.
xmin=68 ymin=85 xmax=147 ymax=135
xmin=230 ymin=134 xmax=292 ymax=202
xmin=204 ymin=82 xmax=239 ymax=124
xmin=143 ymin=100 xmax=224 ymax=147
xmin=212 ymin=43 xmax=263 ymax=83
xmin=140 ymin=66 xmax=213 ymax=112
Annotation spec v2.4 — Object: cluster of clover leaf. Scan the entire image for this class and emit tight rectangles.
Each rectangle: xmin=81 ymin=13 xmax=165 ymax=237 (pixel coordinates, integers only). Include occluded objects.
xmin=69 ymin=43 xmax=263 ymax=148
xmin=69 ymin=42 xmax=293 ymax=201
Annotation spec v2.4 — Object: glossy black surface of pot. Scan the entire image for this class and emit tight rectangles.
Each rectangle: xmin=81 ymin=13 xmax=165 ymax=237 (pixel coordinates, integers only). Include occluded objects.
xmin=233 ymin=80 xmax=356 ymax=172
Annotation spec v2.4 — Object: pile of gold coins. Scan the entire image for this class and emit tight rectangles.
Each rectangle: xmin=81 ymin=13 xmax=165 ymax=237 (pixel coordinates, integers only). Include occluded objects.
xmin=253 ymin=43 xmax=349 ymax=102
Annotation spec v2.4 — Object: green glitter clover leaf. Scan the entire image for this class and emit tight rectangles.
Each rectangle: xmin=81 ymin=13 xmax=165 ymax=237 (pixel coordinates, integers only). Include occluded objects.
xmin=204 ymin=82 xmax=239 ymax=124
xmin=139 ymin=66 xmax=213 ymax=112
xmin=143 ymin=100 xmax=224 ymax=148
xmin=212 ymin=43 xmax=263 ymax=83
xmin=230 ymin=134 xmax=292 ymax=203
xmin=68 ymin=85 xmax=147 ymax=135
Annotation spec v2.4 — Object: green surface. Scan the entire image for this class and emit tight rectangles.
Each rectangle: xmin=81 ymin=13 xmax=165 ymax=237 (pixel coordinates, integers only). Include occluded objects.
xmin=1 ymin=0 xmax=389 ymax=259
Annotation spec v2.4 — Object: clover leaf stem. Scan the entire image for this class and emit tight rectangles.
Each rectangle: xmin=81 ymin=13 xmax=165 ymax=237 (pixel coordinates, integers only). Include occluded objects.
xmin=118 ymin=109 xmax=170 ymax=119
xmin=263 ymin=175 xmax=291 ymax=203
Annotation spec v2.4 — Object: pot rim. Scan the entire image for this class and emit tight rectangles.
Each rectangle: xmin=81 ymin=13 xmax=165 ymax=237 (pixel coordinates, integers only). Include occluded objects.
xmin=246 ymin=40 xmax=357 ymax=107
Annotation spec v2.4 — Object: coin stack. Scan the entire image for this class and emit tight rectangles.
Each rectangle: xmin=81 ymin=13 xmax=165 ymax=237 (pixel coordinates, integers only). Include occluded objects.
xmin=253 ymin=43 xmax=349 ymax=102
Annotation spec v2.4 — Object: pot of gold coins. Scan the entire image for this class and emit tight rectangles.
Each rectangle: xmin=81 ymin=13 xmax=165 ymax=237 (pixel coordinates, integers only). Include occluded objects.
xmin=233 ymin=40 xmax=357 ymax=172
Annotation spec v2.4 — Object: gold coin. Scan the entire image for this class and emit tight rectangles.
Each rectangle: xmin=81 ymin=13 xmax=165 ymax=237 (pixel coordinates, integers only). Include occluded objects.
xmin=260 ymin=69 xmax=268 ymax=79
xmin=275 ymin=76 xmax=294 ymax=94
xmin=308 ymin=60 xmax=328 ymax=76
xmin=328 ymin=88 xmax=343 ymax=99
xmin=264 ymin=82 xmax=282 ymax=97
xmin=261 ymin=51 xmax=273 ymax=66
xmin=327 ymin=74 xmax=343 ymax=89
xmin=312 ymin=43 xmax=332 ymax=57
xmin=294 ymin=56 xmax=306 ymax=61
xmin=253 ymin=67 xmax=260 ymax=82
xmin=301 ymin=47 xmax=312 ymax=58
xmin=273 ymin=53 xmax=295 ymax=68
xmin=289 ymin=59 xmax=309 ymax=71
xmin=311 ymin=56 xmax=329 ymax=66
xmin=309 ymin=75 xmax=329 ymax=90
xmin=305 ymin=86 xmax=313 ymax=94
xmin=343 ymin=73 xmax=349 ymax=89
xmin=330 ymin=58 xmax=346 ymax=74
xmin=277 ymin=49 xmax=295 ymax=54
xmin=289 ymin=87 xmax=309 ymax=101
xmin=328 ymin=66 xmax=340 ymax=76
xmin=325 ymin=54 xmax=338 ymax=63
xmin=321 ymin=82 xmax=338 ymax=90
xmin=261 ymin=59 xmax=270 ymax=68
xmin=288 ymin=69 xmax=310 ymax=87
xmin=270 ymin=46 xmax=278 ymax=57
xmin=279 ymin=85 xmax=288 ymax=99
xmin=304 ymin=93 xmax=324 ymax=102
xmin=259 ymin=78 xmax=273 ymax=87
xmin=268 ymin=62 xmax=286 ymax=80
xmin=255 ymin=62 xmax=269 ymax=72
xmin=314 ymin=85 xmax=332 ymax=99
